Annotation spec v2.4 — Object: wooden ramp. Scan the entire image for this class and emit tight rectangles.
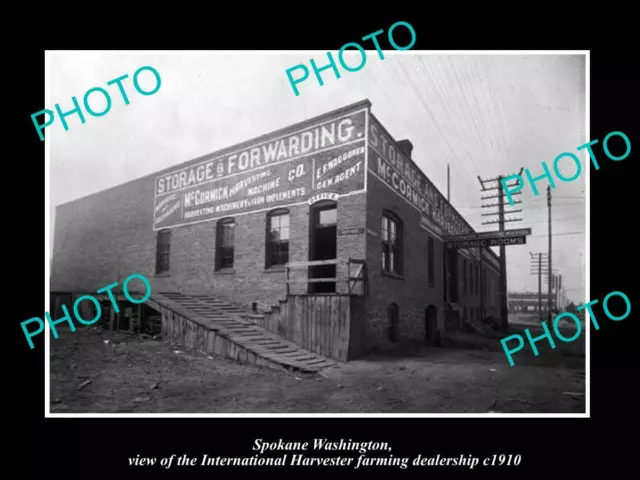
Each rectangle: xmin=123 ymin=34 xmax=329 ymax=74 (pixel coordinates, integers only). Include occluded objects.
xmin=146 ymin=292 xmax=338 ymax=373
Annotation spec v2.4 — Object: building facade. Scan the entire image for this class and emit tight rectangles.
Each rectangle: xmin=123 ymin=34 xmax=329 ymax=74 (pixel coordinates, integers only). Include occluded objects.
xmin=508 ymin=291 xmax=565 ymax=314
xmin=52 ymin=99 xmax=501 ymax=356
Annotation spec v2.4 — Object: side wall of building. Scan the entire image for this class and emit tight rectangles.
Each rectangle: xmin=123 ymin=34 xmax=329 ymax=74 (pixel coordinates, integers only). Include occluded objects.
xmin=362 ymin=113 xmax=503 ymax=352
xmin=51 ymin=176 xmax=163 ymax=294
xmin=365 ymin=172 xmax=445 ymax=351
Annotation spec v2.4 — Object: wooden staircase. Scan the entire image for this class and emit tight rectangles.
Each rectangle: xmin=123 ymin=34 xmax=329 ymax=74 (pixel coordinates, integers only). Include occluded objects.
xmin=146 ymin=292 xmax=338 ymax=373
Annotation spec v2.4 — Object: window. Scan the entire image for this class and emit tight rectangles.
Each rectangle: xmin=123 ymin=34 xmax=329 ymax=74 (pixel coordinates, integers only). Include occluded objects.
xmin=427 ymin=236 xmax=435 ymax=285
xmin=155 ymin=229 xmax=171 ymax=274
xmin=266 ymin=209 xmax=290 ymax=267
xmin=469 ymin=262 xmax=473 ymax=293
xmin=382 ymin=212 xmax=403 ymax=274
xmin=215 ymin=218 xmax=235 ymax=270
xmin=388 ymin=303 xmax=399 ymax=343
xmin=482 ymin=268 xmax=486 ymax=298
xmin=463 ymin=260 xmax=467 ymax=293
xmin=471 ymin=264 xmax=476 ymax=295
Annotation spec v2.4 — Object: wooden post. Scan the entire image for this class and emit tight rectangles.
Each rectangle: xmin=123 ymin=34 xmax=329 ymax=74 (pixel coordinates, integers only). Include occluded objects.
xmin=109 ymin=303 xmax=115 ymax=331
xmin=285 ymin=266 xmax=290 ymax=296
xmin=136 ymin=303 xmax=142 ymax=334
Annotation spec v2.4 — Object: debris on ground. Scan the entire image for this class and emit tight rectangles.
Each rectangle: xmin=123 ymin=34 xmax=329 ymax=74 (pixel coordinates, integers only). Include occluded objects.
xmin=77 ymin=380 xmax=92 ymax=390
xmin=50 ymin=327 xmax=586 ymax=414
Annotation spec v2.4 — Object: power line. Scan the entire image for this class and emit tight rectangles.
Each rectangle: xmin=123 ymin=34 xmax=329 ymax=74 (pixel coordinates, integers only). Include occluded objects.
xmin=529 ymin=231 xmax=585 ymax=238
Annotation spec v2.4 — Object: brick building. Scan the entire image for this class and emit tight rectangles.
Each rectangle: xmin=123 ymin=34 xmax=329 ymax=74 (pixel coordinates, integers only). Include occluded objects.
xmin=51 ymin=99 xmax=501 ymax=360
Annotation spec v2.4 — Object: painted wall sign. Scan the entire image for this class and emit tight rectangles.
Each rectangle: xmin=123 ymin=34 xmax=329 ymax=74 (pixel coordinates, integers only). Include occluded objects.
xmin=309 ymin=192 xmax=340 ymax=204
xmin=338 ymin=227 xmax=365 ymax=236
xmin=419 ymin=214 xmax=442 ymax=236
xmin=153 ymin=109 xmax=367 ymax=230
xmin=367 ymin=115 xmax=473 ymax=237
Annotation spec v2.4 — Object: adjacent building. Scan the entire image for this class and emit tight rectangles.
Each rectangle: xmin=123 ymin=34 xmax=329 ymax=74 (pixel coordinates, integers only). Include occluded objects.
xmin=51 ymin=99 xmax=502 ymax=358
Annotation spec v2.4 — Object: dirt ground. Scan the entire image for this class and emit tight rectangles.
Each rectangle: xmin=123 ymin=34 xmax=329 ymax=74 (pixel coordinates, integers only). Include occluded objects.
xmin=49 ymin=326 xmax=586 ymax=414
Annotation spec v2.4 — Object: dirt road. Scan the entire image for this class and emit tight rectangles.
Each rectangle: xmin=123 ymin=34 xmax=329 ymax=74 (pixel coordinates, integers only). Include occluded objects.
xmin=49 ymin=327 xmax=585 ymax=414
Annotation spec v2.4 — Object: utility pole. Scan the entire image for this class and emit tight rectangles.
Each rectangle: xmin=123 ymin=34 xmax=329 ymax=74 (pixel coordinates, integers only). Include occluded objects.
xmin=547 ymin=185 xmax=553 ymax=323
xmin=530 ymin=252 xmax=548 ymax=321
xmin=558 ymin=274 xmax=563 ymax=311
xmin=447 ymin=164 xmax=451 ymax=202
xmin=477 ymin=168 xmax=524 ymax=333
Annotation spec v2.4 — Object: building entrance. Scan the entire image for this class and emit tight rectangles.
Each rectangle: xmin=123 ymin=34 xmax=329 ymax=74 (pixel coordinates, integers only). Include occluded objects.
xmin=308 ymin=201 xmax=337 ymax=294
xmin=424 ymin=305 xmax=439 ymax=346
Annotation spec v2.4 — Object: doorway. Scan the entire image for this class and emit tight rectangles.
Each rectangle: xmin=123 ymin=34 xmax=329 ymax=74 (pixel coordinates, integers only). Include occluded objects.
xmin=308 ymin=201 xmax=337 ymax=293
xmin=424 ymin=305 xmax=439 ymax=346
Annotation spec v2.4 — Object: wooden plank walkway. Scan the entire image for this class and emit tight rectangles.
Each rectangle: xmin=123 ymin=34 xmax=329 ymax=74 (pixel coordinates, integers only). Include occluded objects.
xmin=148 ymin=292 xmax=339 ymax=373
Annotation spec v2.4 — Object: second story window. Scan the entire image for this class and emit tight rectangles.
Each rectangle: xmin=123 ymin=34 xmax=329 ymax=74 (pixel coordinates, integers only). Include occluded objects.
xmin=427 ymin=236 xmax=435 ymax=286
xmin=382 ymin=212 xmax=403 ymax=275
xmin=215 ymin=218 xmax=235 ymax=270
xmin=463 ymin=259 xmax=468 ymax=293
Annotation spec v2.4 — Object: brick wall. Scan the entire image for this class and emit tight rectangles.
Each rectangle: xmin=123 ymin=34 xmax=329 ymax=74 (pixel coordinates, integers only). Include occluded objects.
xmin=51 ymin=175 xmax=164 ymax=294
xmin=362 ymin=112 xmax=503 ymax=353
xmin=52 ymin=184 xmax=367 ymax=309
xmin=364 ymin=172 xmax=445 ymax=351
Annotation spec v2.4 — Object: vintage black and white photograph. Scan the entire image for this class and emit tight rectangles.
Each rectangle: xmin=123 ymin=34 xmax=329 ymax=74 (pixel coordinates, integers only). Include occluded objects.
xmin=46 ymin=51 xmax=587 ymax=415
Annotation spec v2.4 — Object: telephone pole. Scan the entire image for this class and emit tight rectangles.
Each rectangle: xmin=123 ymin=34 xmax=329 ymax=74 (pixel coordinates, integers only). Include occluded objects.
xmin=529 ymin=252 xmax=548 ymax=320
xmin=478 ymin=168 xmax=524 ymax=333
xmin=547 ymin=185 xmax=553 ymax=323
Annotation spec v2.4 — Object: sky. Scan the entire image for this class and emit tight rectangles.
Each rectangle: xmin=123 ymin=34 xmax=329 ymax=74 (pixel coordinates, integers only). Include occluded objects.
xmin=47 ymin=52 xmax=586 ymax=304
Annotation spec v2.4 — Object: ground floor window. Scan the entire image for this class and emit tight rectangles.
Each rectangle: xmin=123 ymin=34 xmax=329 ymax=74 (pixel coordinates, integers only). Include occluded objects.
xmin=215 ymin=218 xmax=235 ymax=270
xmin=266 ymin=209 xmax=290 ymax=267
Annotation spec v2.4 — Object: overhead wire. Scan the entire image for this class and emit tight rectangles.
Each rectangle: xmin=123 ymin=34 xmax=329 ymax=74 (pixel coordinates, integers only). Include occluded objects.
xmin=415 ymin=57 xmax=491 ymax=188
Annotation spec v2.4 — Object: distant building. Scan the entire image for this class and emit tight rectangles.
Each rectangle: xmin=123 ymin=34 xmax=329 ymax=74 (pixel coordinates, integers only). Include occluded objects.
xmin=508 ymin=291 xmax=566 ymax=314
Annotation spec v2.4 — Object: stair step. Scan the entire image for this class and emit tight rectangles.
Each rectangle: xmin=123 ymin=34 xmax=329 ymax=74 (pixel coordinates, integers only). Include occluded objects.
xmin=283 ymin=352 xmax=308 ymax=358
xmin=151 ymin=294 xmax=336 ymax=371
xmin=293 ymin=355 xmax=318 ymax=361
xmin=306 ymin=358 xmax=331 ymax=365
xmin=271 ymin=348 xmax=297 ymax=354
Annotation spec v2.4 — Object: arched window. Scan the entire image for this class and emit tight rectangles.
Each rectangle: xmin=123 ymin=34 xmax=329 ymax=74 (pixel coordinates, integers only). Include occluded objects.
xmin=266 ymin=209 xmax=290 ymax=268
xmin=381 ymin=211 xmax=403 ymax=274
xmin=155 ymin=229 xmax=171 ymax=274
xmin=215 ymin=218 xmax=235 ymax=270
xmin=388 ymin=303 xmax=399 ymax=343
